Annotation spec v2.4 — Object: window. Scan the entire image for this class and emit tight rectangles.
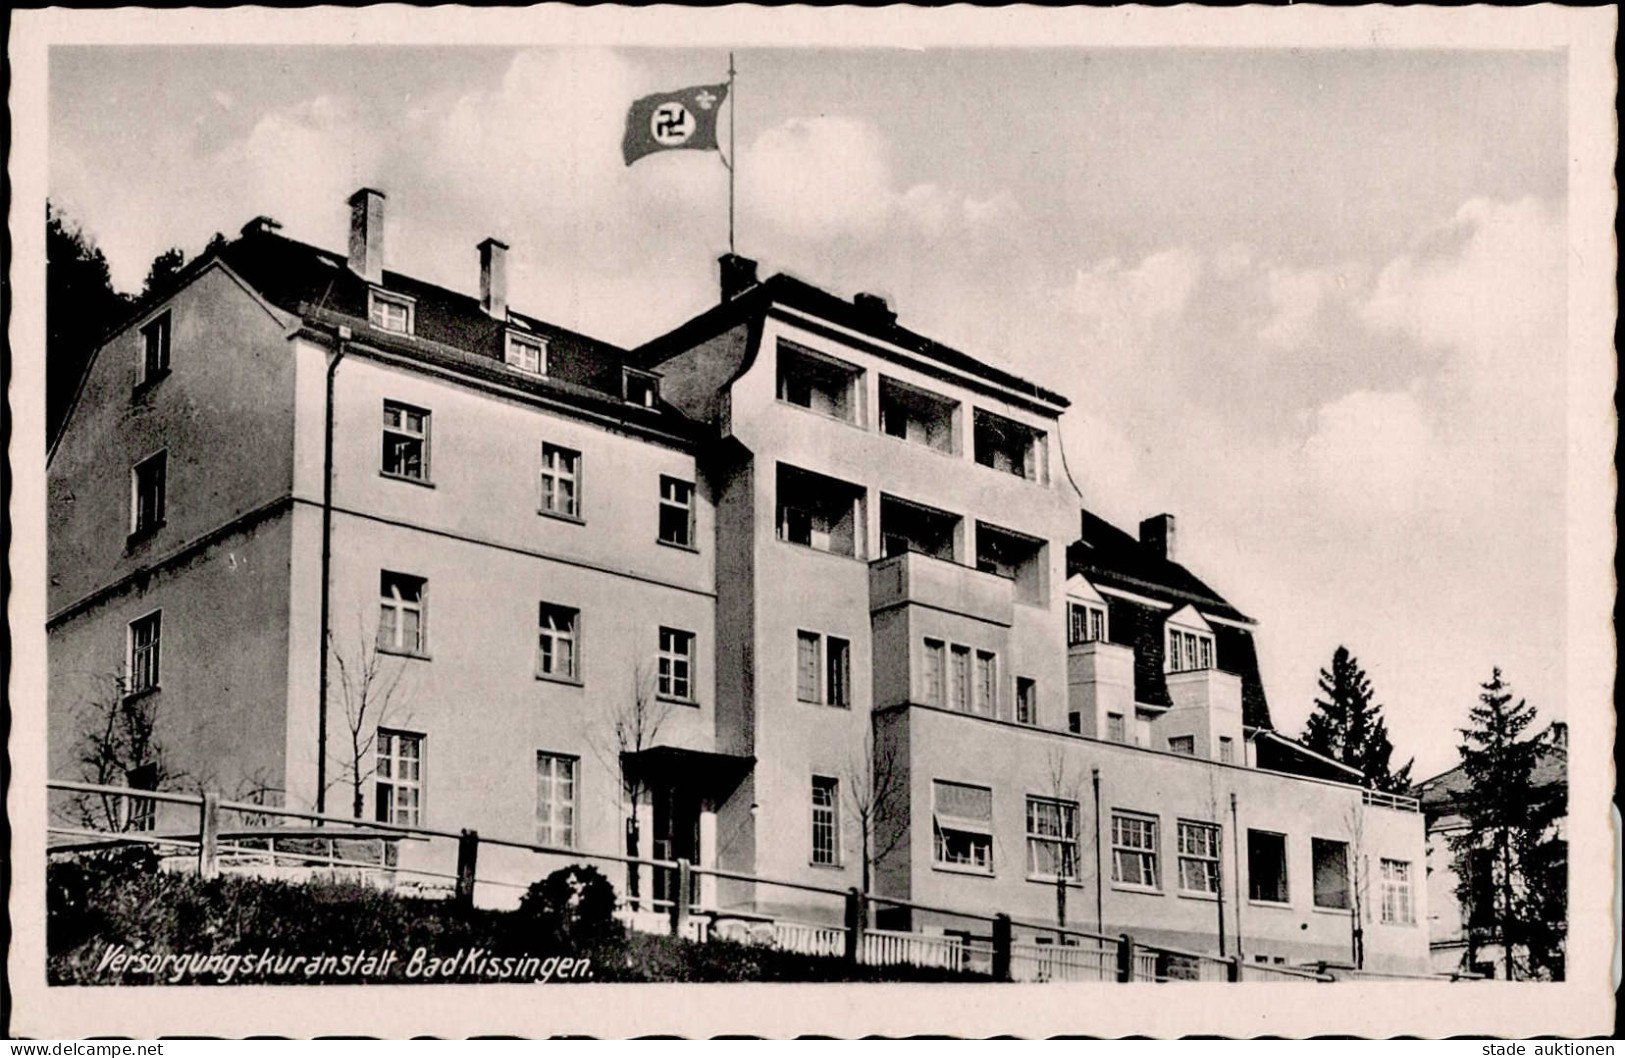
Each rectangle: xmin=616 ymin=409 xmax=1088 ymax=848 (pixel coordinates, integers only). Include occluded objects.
xmin=1026 ymin=797 xmax=1078 ymax=879
xmin=1247 ymin=830 xmax=1290 ymax=904
xmin=972 ymin=408 xmax=1043 ymax=481
xmin=948 ymin=645 xmax=972 ymax=712
xmin=535 ymin=752 xmax=577 ymax=847
xmin=139 ymin=312 xmax=170 ymax=384
xmin=623 ymin=368 xmax=660 ymax=407
xmin=826 ymin=636 xmax=851 ymax=708
xmin=375 ymin=730 xmax=424 ymax=826
xmin=1380 ymin=858 xmax=1415 ymax=924
xmin=975 ymin=522 xmax=1046 ymax=605
xmin=1111 ymin=811 xmax=1160 ymax=889
xmin=776 ymin=340 xmax=861 ymax=423
xmin=1219 ymin=736 xmax=1235 ymax=764
xmin=1468 ymin=847 xmax=1497 ymax=929
xmin=1312 ymin=838 xmax=1351 ymax=910
xmin=130 ymin=451 xmax=167 ymax=537
xmin=922 ymin=639 xmax=946 ymax=706
xmin=540 ymin=444 xmax=580 ymax=518
xmin=369 ymin=290 xmax=414 ymax=334
xmin=811 ymin=776 xmax=840 ymax=865
xmin=933 ymin=781 xmax=993 ymax=872
xmin=537 ymin=604 xmax=579 ymax=681
xmin=1166 ymin=627 xmax=1216 ymax=673
xmin=1015 ymin=677 xmax=1037 ymax=726
xmin=658 ymin=627 xmax=694 ymax=701
xmin=1168 ymin=735 xmax=1195 ymax=756
xmin=506 ymin=332 xmax=547 ymax=375
xmin=796 ymin=631 xmax=821 ymax=702
xmin=1068 ymin=712 xmax=1082 ymax=734
xmin=1178 ymin=821 xmax=1222 ymax=895
xmin=123 ymin=761 xmax=158 ymax=833
xmin=1068 ymin=602 xmax=1108 ymax=645
xmin=127 ymin=611 xmax=162 ymax=695
xmin=974 ymin=651 xmax=997 ymax=716
xmin=378 ymin=571 xmax=426 ymax=655
xmin=878 ymin=376 xmax=956 ymax=453
xmin=382 ymin=401 xmax=430 ymax=482
xmin=777 ymin=464 xmax=863 ymax=557
xmin=658 ymin=476 xmax=694 ymax=547
xmin=1106 ymin=712 xmax=1126 ymax=744
xmin=879 ymin=494 xmax=959 ymax=561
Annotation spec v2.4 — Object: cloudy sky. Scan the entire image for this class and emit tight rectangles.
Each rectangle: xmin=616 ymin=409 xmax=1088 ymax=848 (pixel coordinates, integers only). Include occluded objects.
xmin=50 ymin=45 xmax=1568 ymax=776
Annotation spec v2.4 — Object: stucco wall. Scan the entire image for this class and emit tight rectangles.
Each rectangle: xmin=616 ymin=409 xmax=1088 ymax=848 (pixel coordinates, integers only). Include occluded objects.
xmin=889 ymin=704 xmax=1431 ymax=973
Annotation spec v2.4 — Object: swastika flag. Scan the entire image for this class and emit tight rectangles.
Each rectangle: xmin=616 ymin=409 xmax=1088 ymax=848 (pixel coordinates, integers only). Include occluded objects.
xmin=622 ymin=83 xmax=729 ymax=166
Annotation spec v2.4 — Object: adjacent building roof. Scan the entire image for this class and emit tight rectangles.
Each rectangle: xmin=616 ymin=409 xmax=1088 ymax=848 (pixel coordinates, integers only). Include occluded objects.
xmin=1414 ymin=721 xmax=1568 ymax=818
xmin=630 ymin=271 xmax=1071 ymax=411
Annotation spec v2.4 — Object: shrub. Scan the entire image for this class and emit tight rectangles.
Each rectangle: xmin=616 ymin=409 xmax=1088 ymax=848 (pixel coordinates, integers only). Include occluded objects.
xmin=514 ymin=864 xmax=624 ymax=946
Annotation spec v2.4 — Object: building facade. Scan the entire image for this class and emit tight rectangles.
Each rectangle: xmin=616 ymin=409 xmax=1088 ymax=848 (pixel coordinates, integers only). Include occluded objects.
xmin=47 ymin=188 xmax=1430 ymax=972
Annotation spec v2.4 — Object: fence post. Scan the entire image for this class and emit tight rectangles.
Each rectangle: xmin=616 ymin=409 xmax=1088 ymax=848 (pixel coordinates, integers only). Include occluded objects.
xmin=992 ymin=913 xmax=1012 ymax=982
xmin=1115 ymin=932 xmax=1136 ymax=982
xmin=197 ymin=791 xmax=220 ymax=880
xmin=670 ymin=859 xmax=692 ymax=938
xmin=455 ymin=829 xmax=479 ymax=911
xmin=844 ymin=888 xmax=863 ymax=966
xmin=1226 ymin=955 xmax=1242 ymax=983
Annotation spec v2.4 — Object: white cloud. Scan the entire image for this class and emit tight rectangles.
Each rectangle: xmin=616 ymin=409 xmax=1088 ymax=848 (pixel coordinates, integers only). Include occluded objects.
xmin=1302 ymin=388 xmax=1436 ymax=520
xmin=1258 ymin=266 xmax=1335 ymax=351
xmin=1067 ymin=246 xmax=1203 ymax=344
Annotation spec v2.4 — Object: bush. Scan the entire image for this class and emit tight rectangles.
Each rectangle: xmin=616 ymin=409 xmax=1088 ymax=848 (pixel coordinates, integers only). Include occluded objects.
xmin=514 ymin=864 xmax=624 ymax=946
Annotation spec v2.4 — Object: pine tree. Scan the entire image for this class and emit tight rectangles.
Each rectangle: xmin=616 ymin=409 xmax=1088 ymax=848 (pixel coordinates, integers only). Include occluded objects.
xmin=46 ymin=202 xmax=132 ymax=444
xmin=1447 ymin=669 xmax=1565 ymax=980
xmin=1301 ymin=646 xmax=1414 ymax=792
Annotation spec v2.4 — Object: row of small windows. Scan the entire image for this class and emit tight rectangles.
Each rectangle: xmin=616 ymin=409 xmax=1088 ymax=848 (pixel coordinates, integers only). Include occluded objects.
xmin=376 ymin=570 xmax=697 ymax=699
xmin=924 ymin=779 xmax=1416 ymax=923
xmin=381 ymin=400 xmax=696 ymax=548
xmin=1068 ymin=600 xmax=1219 ymax=677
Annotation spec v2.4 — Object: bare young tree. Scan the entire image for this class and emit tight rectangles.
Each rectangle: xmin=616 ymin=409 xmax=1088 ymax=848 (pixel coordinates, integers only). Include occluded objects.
xmin=843 ymin=719 xmax=910 ymax=926
xmin=1042 ymin=744 xmax=1085 ymax=929
xmin=327 ymin=618 xmax=413 ymax=820
xmin=1344 ymin=800 xmax=1369 ymax=969
xmin=67 ymin=672 xmax=181 ymax=832
xmin=583 ymin=660 xmax=676 ymax=909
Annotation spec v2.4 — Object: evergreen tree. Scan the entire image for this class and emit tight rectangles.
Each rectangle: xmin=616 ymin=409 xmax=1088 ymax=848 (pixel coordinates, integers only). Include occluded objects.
xmin=46 ymin=202 xmax=132 ymax=444
xmin=1301 ymin=645 xmax=1414 ymax=792
xmin=1447 ymin=669 xmax=1565 ymax=980
xmin=140 ymin=246 xmax=188 ymax=301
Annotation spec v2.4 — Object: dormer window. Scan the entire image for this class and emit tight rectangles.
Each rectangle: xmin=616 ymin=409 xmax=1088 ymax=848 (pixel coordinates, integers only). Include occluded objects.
xmin=1068 ymin=602 xmax=1107 ymax=644
xmin=1164 ymin=605 xmax=1216 ymax=673
xmin=506 ymin=332 xmax=547 ymax=375
xmin=369 ymin=290 xmax=414 ymax=335
xmin=623 ymin=367 xmax=660 ymax=407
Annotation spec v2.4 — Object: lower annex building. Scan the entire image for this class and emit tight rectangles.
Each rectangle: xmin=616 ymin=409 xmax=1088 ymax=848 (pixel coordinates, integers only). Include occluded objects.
xmin=46 ymin=187 xmax=1431 ymax=972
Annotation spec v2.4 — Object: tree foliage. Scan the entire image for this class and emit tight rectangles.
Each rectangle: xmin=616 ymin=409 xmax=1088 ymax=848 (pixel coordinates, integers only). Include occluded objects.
xmin=1301 ymin=645 xmax=1414 ymax=793
xmin=1446 ymin=668 xmax=1566 ymax=980
xmin=46 ymin=202 xmax=131 ymax=444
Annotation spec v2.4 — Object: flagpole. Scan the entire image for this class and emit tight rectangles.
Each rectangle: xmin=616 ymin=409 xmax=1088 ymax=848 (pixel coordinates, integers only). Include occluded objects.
xmin=728 ymin=51 xmax=737 ymax=256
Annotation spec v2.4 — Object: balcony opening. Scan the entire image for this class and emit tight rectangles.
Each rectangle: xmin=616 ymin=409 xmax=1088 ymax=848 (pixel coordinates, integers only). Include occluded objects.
xmin=973 ymin=408 xmax=1044 ymax=481
xmin=975 ymin=521 xmax=1047 ymax=605
xmin=879 ymin=376 xmax=957 ymax=453
xmin=880 ymin=494 xmax=960 ymax=562
xmin=776 ymin=463 xmax=864 ymax=558
xmin=777 ymin=340 xmax=862 ymax=424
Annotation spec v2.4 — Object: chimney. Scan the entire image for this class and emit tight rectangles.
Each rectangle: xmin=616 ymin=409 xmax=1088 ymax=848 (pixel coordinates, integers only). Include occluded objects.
xmin=239 ymin=215 xmax=283 ymax=238
xmin=719 ymin=253 xmax=758 ymax=301
xmin=853 ymin=292 xmax=897 ymax=327
xmin=479 ymin=238 xmax=509 ymax=318
xmin=1139 ymin=513 xmax=1177 ymax=562
xmin=347 ymin=187 xmax=387 ymax=284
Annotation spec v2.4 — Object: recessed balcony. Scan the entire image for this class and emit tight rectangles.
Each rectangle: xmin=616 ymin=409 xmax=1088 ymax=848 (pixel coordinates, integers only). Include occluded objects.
xmin=869 ymin=550 xmax=1013 ymax=627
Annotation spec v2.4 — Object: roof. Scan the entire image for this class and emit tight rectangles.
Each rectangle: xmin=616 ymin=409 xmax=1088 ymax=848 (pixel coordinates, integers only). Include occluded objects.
xmin=631 ymin=272 xmax=1071 ymax=411
xmin=1255 ymin=730 xmax=1366 ymax=781
xmin=136 ymin=222 xmax=701 ymax=441
xmin=1414 ymin=724 xmax=1568 ymax=813
xmin=1067 ymin=507 xmax=1252 ymax=624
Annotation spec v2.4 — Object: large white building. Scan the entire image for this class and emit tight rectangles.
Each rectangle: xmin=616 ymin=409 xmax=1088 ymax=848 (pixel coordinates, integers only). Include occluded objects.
xmin=47 ymin=188 xmax=1432 ymax=973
